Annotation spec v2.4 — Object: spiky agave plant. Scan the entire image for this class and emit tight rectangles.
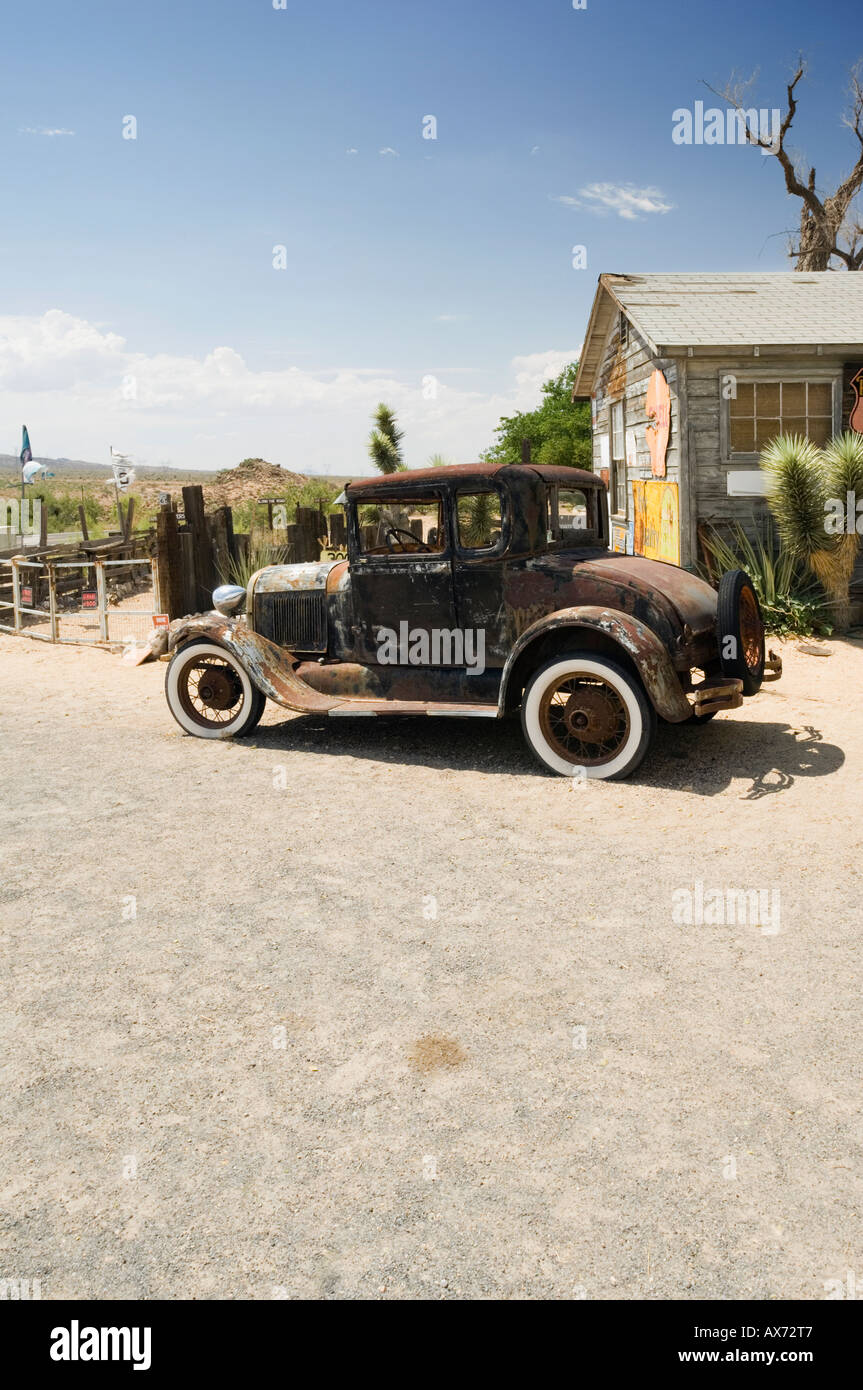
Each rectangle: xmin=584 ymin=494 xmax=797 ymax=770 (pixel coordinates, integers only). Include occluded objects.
xmin=822 ymin=431 xmax=863 ymax=588
xmin=760 ymin=432 xmax=848 ymax=612
xmin=367 ymin=404 xmax=406 ymax=474
xmin=698 ymin=519 xmax=832 ymax=636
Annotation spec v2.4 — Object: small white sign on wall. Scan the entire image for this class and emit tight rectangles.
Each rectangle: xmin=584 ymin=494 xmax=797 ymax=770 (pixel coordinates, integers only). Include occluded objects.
xmin=598 ymin=434 xmax=610 ymax=471
xmin=727 ymin=470 xmax=767 ymax=497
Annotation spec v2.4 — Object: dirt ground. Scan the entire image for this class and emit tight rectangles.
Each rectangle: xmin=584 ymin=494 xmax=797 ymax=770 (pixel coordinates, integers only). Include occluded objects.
xmin=1 ymin=631 xmax=861 ymax=1300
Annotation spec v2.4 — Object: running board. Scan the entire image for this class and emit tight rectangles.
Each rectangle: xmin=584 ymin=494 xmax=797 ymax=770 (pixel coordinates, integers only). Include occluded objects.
xmin=327 ymin=701 xmax=499 ymax=718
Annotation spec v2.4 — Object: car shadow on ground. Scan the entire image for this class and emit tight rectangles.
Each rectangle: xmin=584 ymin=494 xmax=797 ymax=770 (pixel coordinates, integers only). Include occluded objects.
xmin=244 ymin=711 xmax=844 ymax=796
xmin=644 ymin=718 xmax=844 ymax=797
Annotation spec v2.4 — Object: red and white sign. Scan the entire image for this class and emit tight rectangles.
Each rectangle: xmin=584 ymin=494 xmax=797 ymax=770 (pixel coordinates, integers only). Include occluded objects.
xmin=82 ymin=590 xmax=98 ymax=610
xmin=645 ymin=369 xmax=671 ymax=478
xmin=21 ymin=586 xmax=33 ymax=606
xmin=152 ymin=614 xmax=170 ymax=629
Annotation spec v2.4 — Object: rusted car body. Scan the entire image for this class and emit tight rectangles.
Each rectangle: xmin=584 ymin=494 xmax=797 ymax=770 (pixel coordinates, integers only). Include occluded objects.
xmin=164 ymin=462 xmax=781 ymax=778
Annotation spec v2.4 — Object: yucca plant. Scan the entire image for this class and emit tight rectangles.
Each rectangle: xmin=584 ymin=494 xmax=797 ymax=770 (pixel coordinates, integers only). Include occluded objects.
xmin=760 ymin=433 xmax=850 ymax=626
xmin=822 ymin=431 xmax=863 ymax=591
xmin=458 ymin=492 xmax=497 ymax=547
xmin=368 ymin=404 xmax=406 ymax=474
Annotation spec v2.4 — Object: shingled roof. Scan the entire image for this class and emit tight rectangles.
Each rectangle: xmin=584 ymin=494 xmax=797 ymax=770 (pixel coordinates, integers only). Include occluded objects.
xmin=573 ymin=272 xmax=863 ymax=397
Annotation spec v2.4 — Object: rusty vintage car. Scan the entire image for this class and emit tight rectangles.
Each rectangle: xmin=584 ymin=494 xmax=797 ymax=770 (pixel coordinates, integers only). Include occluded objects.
xmin=164 ymin=462 xmax=781 ymax=779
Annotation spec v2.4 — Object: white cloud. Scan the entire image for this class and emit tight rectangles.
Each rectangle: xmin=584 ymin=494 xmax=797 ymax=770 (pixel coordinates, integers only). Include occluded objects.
xmin=345 ymin=147 xmax=358 ymax=155
xmin=552 ymin=183 xmax=673 ymax=220
xmin=0 ymin=310 xmax=582 ymax=473
xmin=19 ymin=127 xmax=75 ymax=136
xmin=378 ymin=147 xmax=399 ymax=157
xmin=510 ymin=349 xmax=582 ymax=396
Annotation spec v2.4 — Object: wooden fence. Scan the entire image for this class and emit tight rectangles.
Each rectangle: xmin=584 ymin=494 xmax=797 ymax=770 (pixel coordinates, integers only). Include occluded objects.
xmin=153 ymin=486 xmax=341 ymax=620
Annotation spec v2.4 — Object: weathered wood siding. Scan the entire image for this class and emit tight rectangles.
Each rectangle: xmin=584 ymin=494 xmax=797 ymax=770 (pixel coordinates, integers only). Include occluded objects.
xmin=686 ymin=354 xmax=845 ymax=535
xmin=590 ymin=317 xmax=687 ymax=558
xmin=591 ymin=329 xmax=853 ymax=570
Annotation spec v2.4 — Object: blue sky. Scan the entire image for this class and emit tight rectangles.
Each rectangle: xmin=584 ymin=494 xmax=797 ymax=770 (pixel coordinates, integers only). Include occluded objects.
xmin=1 ymin=0 xmax=859 ymax=472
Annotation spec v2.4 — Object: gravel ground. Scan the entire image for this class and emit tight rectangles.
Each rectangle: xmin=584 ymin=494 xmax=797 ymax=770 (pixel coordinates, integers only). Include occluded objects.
xmin=1 ymin=631 xmax=861 ymax=1300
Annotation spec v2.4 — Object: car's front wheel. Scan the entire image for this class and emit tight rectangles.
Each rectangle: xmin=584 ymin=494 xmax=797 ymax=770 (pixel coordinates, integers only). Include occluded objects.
xmin=521 ymin=652 xmax=655 ymax=779
xmin=165 ymin=640 xmax=266 ymax=739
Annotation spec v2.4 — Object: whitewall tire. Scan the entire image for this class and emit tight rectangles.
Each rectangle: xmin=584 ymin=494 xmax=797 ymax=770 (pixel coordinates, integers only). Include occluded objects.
xmin=165 ymin=640 xmax=266 ymax=739
xmin=521 ymin=652 xmax=655 ymax=780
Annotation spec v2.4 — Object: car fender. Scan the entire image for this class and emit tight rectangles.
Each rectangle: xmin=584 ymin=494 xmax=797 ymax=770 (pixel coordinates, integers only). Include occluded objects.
xmin=498 ymin=605 xmax=692 ymax=723
xmin=168 ymin=613 xmax=342 ymax=714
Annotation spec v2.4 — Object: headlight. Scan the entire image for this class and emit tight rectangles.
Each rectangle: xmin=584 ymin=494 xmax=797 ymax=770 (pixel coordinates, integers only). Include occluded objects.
xmin=212 ymin=584 xmax=247 ymax=616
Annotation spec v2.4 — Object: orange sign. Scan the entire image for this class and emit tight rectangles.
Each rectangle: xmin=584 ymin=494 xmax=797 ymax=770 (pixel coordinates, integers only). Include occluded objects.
xmin=645 ymin=369 xmax=671 ymax=477
xmin=632 ymin=480 xmax=680 ymax=565
xmin=851 ymin=366 xmax=863 ymax=433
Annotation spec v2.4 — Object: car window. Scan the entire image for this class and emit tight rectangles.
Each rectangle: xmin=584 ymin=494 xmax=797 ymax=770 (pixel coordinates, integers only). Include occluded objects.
xmin=355 ymin=498 xmax=444 ymax=555
xmin=456 ymin=488 xmax=504 ymax=551
xmin=548 ymin=485 xmax=598 ymax=546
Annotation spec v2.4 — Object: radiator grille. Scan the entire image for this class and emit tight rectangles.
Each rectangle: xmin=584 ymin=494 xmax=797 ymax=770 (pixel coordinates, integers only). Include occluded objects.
xmin=253 ymin=590 xmax=327 ymax=652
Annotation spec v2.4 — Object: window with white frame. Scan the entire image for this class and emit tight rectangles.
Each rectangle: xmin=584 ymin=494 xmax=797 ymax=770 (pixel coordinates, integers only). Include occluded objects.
xmin=728 ymin=379 xmax=834 ymax=455
xmin=610 ymin=399 xmax=627 ymax=515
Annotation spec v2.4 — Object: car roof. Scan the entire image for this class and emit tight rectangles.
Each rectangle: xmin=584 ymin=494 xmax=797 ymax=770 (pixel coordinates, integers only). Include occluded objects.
xmin=345 ymin=462 xmax=599 ymax=496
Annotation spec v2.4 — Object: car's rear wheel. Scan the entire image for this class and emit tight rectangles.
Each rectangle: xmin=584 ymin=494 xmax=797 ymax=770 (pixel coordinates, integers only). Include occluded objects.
xmin=717 ymin=569 xmax=765 ymax=696
xmin=521 ymin=652 xmax=655 ymax=779
xmin=165 ymin=640 xmax=266 ymax=739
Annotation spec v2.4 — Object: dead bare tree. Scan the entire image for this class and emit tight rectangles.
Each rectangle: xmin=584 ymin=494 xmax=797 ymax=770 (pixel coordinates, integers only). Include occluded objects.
xmin=711 ymin=61 xmax=863 ymax=270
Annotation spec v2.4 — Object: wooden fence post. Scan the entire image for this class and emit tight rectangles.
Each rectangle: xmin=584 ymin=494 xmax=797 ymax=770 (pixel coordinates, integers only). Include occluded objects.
xmin=155 ymin=505 xmax=184 ymax=619
xmin=182 ymin=484 xmax=216 ymax=610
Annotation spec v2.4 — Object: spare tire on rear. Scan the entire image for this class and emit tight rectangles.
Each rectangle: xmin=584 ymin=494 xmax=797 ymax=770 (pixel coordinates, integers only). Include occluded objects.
xmin=717 ymin=569 xmax=765 ymax=696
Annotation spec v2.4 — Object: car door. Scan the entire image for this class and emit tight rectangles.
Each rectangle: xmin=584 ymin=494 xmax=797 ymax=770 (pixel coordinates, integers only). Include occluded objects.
xmin=451 ymin=482 xmax=510 ymax=667
xmin=348 ymin=489 xmax=459 ymax=665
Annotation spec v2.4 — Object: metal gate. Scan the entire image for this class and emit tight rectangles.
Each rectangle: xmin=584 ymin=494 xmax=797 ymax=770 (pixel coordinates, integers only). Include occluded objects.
xmin=0 ymin=556 xmax=164 ymax=646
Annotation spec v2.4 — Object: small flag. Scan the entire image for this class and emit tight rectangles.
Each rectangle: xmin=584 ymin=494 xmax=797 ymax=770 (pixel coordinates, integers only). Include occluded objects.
xmin=20 ymin=425 xmax=32 ymax=466
xmin=110 ymin=446 xmax=136 ymax=492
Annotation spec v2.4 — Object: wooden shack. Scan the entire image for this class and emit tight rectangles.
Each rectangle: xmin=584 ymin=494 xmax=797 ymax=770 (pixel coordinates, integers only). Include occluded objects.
xmin=573 ymin=272 xmax=863 ymax=570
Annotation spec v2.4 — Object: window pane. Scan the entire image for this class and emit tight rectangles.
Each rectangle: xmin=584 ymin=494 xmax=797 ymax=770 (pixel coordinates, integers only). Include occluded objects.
xmin=611 ymin=402 xmax=625 ymax=459
xmin=782 ymin=417 xmax=807 ymax=438
xmin=730 ymin=419 xmax=756 ymax=452
xmin=456 ymin=490 xmax=503 ymax=549
xmin=755 ymin=417 xmax=781 ymax=450
xmin=807 ymin=383 xmax=832 ymax=416
xmin=757 ymin=383 xmax=780 ymax=415
xmin=356 ymin=498 xmax=443 ymax=554
xmin=807 ymin=417 xmax=832 ymax=448
xmin=730 ymin=382 xmax=754 ymax=416
xmin=781 ymin=382 xmax=806 ymax=415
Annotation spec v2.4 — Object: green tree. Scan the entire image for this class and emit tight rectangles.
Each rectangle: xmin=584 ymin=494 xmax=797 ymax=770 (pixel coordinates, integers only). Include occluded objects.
xmin=368 ymin=403 xmax=406 ymax=474
xmin=483 ymin=363 xmax=592 ymax=469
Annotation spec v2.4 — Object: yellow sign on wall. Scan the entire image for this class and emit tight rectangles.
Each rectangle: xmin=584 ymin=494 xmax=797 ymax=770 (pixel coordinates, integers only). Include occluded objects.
xmin=632 ymin=480 xmax=680 ymax=565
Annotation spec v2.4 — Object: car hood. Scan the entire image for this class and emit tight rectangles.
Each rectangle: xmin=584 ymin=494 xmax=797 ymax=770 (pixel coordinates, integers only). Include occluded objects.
xmin=251 ymin=561 xmax=343 ymax=594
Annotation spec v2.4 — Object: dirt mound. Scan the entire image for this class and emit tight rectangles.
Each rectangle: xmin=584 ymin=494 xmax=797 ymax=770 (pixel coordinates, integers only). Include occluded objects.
xmin=208 ymin=458 xmax=308 ymax=506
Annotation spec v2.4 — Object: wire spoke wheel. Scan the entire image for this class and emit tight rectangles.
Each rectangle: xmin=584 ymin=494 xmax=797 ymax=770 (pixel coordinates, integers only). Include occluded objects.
xmin=717 ymin=569 xmax=765 ymax=696
xmin=739 ymin=585 xmax=763 ymax=671
xmin=522 ymin=652 xmax=654 ymax=780
xmin=165 ymin=640 xmax=266 ymax=739
xmin=177 ymin=654 xmax=246 ymax=728
xmin=539 ymin=674 xmax=631 ymax=766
